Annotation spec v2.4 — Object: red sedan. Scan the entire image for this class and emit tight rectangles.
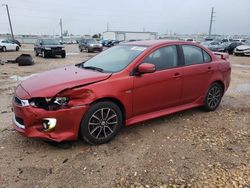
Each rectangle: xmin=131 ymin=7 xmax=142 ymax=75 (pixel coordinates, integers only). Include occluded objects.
xmin=12 ymin=40 xmax=231 ymax=144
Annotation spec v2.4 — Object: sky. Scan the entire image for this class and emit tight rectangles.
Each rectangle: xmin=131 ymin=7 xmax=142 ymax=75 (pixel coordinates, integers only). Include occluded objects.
xmin=0 ymin=0 xmax=250 ymax=36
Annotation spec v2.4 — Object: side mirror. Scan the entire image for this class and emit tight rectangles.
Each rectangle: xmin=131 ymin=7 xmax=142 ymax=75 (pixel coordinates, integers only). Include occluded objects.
xmin=137 ymin=63 xmax=156 ymax=74
xmin=40 ymin=42 xmax=43 ymax=45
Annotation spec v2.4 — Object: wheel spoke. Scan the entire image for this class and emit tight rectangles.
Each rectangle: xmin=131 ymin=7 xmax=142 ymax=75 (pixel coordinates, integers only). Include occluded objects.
xmin=107 ymin=121 xmax=117 ymax=125
xmin=101 ymin=108 xmax=104 ymax=120
xmin=103 ymin=127 xmax=107 ymax=137
xmin=105 ymin=126 xmax=114 ymax=133
xmin=90 ymin=126 xmax=101 ymax=135
xmin=96 ymin=127 xmax=102 ymax=138
xmin=107 ymin=114 xmax=117 ymax=122
xmin=92 ymin=114 xmax=101 ymax=122
xmin=105 ymin=109 xmax=110 ymax=120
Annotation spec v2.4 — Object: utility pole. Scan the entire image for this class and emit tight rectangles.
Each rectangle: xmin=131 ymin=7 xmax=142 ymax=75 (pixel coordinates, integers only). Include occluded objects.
xmin=208 ymin=7 xmax=215 ymax=39
xmin=2 ymin=4 xmax=14 ymax=40
xmin=59 ymin=18 xmax=63 ymax=42
xmin=107 ymin=22 xmax=109 ymax=31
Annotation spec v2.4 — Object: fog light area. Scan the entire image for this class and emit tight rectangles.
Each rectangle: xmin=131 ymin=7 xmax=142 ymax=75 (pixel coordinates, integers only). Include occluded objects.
xmin=42 ymin=118 xmax=57 ymax=132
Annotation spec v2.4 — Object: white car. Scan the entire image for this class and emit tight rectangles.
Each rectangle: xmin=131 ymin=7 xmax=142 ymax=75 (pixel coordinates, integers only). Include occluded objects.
xmin=234 ymin=40 xmax=250 ymax=56
xmin=0 ymin=39 xmax=19 ymax=52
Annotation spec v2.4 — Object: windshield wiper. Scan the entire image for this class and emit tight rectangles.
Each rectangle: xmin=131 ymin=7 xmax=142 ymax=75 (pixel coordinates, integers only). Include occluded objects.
xmin=83 ymin=66 xmax=103 ymax=72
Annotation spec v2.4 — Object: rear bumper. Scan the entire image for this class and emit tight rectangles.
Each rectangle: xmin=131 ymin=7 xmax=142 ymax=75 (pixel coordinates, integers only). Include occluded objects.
xmin=12 ymin=98 xmax=88 ymax=142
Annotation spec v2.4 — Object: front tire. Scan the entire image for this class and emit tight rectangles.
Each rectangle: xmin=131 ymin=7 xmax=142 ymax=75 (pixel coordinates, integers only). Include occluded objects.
xmin=16 ymin=46 xmax=19 ymax=51
xmin=203 ymin=83 xmax=223 ymax=111
xmin=42 ymin=50 xmax=47 ymax=58
xmin=2 ymin=46 xmax=6 ymax=52
xmin=34 ymin=50 xmax=39 ymax=56
xmin=61 ymin=51 xmax=66 ymax=58
xmin=80 ymin=101 xmax=123 ymax=145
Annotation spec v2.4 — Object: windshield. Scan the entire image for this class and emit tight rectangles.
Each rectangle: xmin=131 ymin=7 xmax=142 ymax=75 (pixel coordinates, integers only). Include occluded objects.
xmin=245 ymin=40 xmax=250 ymax=45
xmin=82 ymin=45 xmax=147 ymax=73
xmin=87 ymin=39 xmax=98 ymax=44
xmin=42 ymin=39 xmax=60 ymax=45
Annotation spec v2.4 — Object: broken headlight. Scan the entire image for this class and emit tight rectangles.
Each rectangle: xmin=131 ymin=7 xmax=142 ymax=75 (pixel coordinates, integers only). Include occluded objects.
xmin=29 ymin=97 xmax=69 ymax=111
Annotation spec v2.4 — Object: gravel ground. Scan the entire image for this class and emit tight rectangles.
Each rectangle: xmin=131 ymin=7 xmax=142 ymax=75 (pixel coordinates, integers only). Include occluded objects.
xmin=0 ymin=44 xmax=249 ymax=188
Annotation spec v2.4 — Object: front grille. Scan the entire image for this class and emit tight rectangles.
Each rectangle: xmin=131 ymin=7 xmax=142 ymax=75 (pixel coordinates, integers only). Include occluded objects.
xmin=52 ymin=47 xmax=62 ymax=51
xmin=14 ymin=96 xmax=22 ymax=106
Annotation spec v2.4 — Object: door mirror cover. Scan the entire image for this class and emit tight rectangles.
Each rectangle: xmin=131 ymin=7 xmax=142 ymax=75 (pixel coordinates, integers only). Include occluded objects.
xmin=138 ymin=63 xmax=156 ymax=74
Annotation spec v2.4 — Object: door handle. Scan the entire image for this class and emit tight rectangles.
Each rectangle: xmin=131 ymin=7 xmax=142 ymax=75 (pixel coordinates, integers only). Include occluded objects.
xmin=207 ymin=66 xmax=212 ymax=72
xmin=172 ymin=73 xmax=182 ymax=78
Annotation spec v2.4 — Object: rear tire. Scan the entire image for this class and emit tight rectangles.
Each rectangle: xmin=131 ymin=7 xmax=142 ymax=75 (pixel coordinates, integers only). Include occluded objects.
xmin=80 ymin=101 xmax=122 ymax=145
xmin=203 ymin=83 xmax=223 ymax=111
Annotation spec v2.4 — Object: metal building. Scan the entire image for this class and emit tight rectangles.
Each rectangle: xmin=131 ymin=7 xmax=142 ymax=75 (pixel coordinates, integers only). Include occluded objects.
xmin=102 ymin=31 xmax=158 ymax=41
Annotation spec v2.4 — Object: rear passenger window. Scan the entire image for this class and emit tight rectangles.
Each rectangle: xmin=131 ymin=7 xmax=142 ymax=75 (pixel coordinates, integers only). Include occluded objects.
xmin=203 ymin=50 xmax=212 ymax=63
xmin=182 ymin=45 xmax=204 ymax=65
xmin=142 ymin=45 xmax=178 ymax=71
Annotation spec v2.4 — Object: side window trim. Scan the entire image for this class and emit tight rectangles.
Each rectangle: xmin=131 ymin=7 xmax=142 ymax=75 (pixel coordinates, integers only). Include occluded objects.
xmin=141 ymin=45 xmax=180 ymax=72
xmin=181 ymin=44 xmax=207 ymax=66
xmin=202 ymin=50 xmax=212 ymax=63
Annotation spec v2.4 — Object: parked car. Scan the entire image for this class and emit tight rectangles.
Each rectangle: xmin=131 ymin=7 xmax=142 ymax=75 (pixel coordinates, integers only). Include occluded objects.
xmin=79 ymin=39 xmax=103 ymax=53
xmin=234 ymin=40 xmax=250 ymax=56
xmin=34 ymin=38 xmax=66 ymax=58
xmin=8 ymin=39 xmax=22 ymax=47
xmin=208 ymin=42 xmax=242 ymax=54
xmin=100 ymin=39 xmax=110 ymax=47
xmin=200 ymin=41 xmax=220 ymax=48
xmin=106 ymin=40 xmax=120 ymax=47
xmin=12 ymin=40 xmax=231 ymax=144
xmin=0 ymin=39 xmax=19 ymax=52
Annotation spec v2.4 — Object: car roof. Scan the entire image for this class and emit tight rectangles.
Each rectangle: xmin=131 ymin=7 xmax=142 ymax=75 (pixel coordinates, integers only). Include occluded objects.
xmin=124 ymin=40 xmax=187 ymax=47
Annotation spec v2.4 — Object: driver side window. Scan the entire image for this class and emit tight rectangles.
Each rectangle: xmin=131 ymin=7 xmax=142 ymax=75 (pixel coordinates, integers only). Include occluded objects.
xmin=142 ymin=45 xmax=178 ymax=71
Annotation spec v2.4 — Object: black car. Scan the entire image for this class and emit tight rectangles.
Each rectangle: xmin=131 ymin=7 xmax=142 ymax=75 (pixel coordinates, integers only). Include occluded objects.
xmin=34 ymin=39 xmax=66 ymax=58
xmin=79 ymin=39 xmax=103 ymax=53
xmin=8 ymin=39 xmax=21 ymax=47
xmin=208 ymin=42 xmax=242 ymax=54
xmin=106 ymin=40 xmax=120 ymax=47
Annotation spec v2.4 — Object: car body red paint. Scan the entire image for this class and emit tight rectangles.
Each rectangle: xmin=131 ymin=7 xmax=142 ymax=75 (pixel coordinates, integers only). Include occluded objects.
xmin=12 ymin=40 xmax=231 ymax=142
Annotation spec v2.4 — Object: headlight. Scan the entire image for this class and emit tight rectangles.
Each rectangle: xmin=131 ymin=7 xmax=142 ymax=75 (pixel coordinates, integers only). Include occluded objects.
xmin=44 ymin=47 xmax=51 ymax=50
xmin=29 ymin=97 xmax=69 ymax=111
xmin=99 ymin=44 xmax=102 ymax=47
xmin=90 ymin=44 xmax=94 ymax=47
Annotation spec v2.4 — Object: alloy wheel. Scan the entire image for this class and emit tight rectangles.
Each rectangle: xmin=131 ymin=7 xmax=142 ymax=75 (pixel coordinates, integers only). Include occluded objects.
xmin=207 ymin=85 xmax=222 ymax=109
xmin=88 ymin=108 xmax=118 ymax=139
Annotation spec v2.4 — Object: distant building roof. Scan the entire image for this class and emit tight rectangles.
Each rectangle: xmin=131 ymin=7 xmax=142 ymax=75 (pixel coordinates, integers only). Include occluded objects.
xmin=103 ymin=30 xmax=158 ymax=34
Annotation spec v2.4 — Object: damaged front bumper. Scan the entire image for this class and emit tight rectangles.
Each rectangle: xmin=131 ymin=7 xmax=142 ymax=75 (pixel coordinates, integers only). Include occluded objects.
xmin=12 ymin=96 xmax=88 ymax=142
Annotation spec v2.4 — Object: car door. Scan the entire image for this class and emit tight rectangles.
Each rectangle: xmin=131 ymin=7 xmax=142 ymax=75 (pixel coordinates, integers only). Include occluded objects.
xmin=181 ymin=44 xmax=215 ymax=104
xmin=2 ymin=40 xmax=11 ymax=50
xmin=132 ymin=45 xmax=183 ymax=116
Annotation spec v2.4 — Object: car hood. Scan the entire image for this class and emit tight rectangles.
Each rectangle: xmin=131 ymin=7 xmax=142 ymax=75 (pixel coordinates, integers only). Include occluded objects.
xmin=20 ymin=65 xmax=111 ymax=98
xmin=236 ymin=45 xmax=250 ymax=50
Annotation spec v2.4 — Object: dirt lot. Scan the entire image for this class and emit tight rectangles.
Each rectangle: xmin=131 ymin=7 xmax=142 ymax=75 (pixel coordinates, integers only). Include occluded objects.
xmin=0 ymin=44 xmax=249 ymax=188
